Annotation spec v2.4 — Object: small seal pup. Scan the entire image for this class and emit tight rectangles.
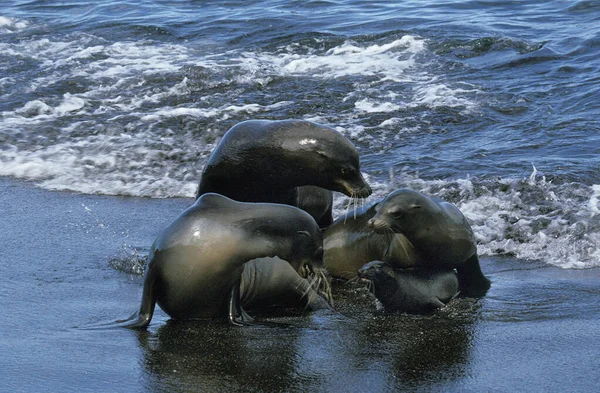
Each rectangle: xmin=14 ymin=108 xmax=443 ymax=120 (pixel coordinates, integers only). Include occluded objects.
xmin=368 ymin=188 xmax=491 ymax=297
xmin=196 ymin=119 xmax=372 ymax=227
xmin=241 ymin=257 xmax=332 ymax=312
xmin=357 ymin=261 xmax=459 ymax=313
xmin=117 ymin=193 xmax=324 ymax=329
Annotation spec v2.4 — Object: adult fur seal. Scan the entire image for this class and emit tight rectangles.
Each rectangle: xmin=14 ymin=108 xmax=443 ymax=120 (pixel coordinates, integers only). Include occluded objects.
xmin=196 ymin=119 xmax=371 ymax=227
xmin=117 ymin=193 xmax=324 ymax=329
xmin=357 ymin=261 xmax=459 ymax=313
xmin=241 ymin=257 xmax=332 ymax=312
xmin=323 ymin=202 xmax=418 ymax=280
xmin=368 ymin=188 xmax=491 ymax=297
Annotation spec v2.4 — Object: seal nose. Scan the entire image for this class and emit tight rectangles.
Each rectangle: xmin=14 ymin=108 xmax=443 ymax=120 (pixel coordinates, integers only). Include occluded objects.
xmin=356 ymin=183 xmax=372 ymax=198
xmin=367 ymin=217 xmax=388 ymax=234
xmin=367 ymin=218 xmax=376 ymax=227
xmin=355 ymin=174 xmax=372 ymax=198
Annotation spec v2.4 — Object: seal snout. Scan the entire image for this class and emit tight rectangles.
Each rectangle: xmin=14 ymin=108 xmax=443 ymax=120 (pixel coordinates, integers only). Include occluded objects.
xmin=355 ymin=183 xmax=372 ymax=198
xmin=356 ymin=267 xmax=373 ymax=282
xmin=353 ymin=174 xmax=373 ymax=198
xmin=367 ymin=217 xmax=389 ymax=233
xmin=336 ymin=175 xmax=372 ymax=198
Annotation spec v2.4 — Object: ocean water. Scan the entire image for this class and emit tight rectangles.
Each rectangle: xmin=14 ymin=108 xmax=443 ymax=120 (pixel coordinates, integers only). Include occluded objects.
xmin=2 ymin=1 xmax=600 ymax=392
xmin=2 ymin=0 xmax=599 ymax=269
xmin=2 ymin=0 xmax=599 ymax=270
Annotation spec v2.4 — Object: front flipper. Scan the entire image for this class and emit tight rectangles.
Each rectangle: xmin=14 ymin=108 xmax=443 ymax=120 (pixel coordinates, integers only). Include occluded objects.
xmin=228 ymin=279 xmax=255 ymax=326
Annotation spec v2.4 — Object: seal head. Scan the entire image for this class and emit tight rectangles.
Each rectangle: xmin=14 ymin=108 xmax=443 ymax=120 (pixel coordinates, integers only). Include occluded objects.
xmin=196 ymin=119 xmax=372 ymax=225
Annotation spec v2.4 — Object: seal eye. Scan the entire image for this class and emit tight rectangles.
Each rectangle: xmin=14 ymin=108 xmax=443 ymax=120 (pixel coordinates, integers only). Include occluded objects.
xmin=340 ymin=167 xmax=354 ymax=177
xmin=390 ymin=209 xmax=404 ymax=219
xmin=296 ymin=230 xmax=311 ymax=238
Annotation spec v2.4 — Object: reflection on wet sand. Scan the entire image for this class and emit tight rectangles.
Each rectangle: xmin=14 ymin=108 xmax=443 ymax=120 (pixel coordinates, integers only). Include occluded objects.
xmin=135 ymin=286 xmax=482 ymax=392
xmin=138 ymin=319 xmax=304 ymax=392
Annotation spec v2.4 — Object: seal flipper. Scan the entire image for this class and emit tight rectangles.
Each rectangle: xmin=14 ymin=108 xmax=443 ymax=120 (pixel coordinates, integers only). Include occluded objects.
xmin=306 ymin=293 xmax=333 ymax=311
xmin=228 ymin=279 xmax=255 ymax=326
xmin=431 ymin=297 xmax=447 ymax=309
xmin=115 ymin=266 xmax=158 ymax=329
xmin=456 ymin=254 xmax=491 ymax=298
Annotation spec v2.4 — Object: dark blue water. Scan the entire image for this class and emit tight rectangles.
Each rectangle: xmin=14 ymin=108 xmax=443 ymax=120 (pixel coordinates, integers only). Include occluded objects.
xmin=2 ymin=2 xmax=600 ymax=392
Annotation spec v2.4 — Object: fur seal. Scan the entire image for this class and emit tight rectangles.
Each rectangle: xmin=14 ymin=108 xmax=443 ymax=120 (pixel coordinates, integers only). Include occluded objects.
xmin=323 ymin=202 xmax=418 ymax=280
xmin=357 ymin=261 xmax=459 ymax=313
xmin=196 ymin=119 xmax=371 ymax=227
xmin=241 ymin=257 xmax=332 ymax=312
xmin=368 ymin=188 xmax=491 ymax=297
xmin=117 ymin=193 xmax=324 ymax=329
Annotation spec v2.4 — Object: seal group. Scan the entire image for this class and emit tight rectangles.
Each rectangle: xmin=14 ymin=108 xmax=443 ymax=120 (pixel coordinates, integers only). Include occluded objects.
xmin=119 ymin=118 xmax=491 ymax=328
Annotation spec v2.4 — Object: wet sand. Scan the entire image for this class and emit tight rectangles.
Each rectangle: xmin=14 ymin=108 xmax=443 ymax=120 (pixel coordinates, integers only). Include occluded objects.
xmin=2 ymin=177 xmax=599 ymax=393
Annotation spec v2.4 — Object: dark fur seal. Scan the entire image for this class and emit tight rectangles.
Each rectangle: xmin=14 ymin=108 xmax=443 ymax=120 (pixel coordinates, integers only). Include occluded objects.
xmin=196 ymin=119 xmax=371 ymax=227
xmin=323 ymin=202 xmax=417 ymax=280
xmin=368 ymin=188 xmax=491 ymax=297
xmin=357 ymin=261 xmax=459 ymax=313
xmin=117 ymin=193 xmax=324 ymax=329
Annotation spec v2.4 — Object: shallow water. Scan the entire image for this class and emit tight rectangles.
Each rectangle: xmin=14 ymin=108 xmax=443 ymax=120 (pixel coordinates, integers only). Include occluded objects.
xmin=1 ymin=1 xmax=599 ymax=392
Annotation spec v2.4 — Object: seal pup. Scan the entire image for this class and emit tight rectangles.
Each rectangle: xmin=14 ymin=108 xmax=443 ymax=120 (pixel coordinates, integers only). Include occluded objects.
xmin=117 ymin=193 xmax=323 ymax=329
xmin=196 ymin=119 xmax=372 ymax=227
xmin=241 ymin=257 xmax=332 ymax=312
xmin=368 ymin=188 xmax=491 ymax=297
xmin=357 ymin=261 xmax=459 ymax=313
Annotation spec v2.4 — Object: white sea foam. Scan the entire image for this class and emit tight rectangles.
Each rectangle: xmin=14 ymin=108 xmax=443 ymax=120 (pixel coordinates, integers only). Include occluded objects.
xmin=272 ymin=37 xmax=420 ymax=79
xmin=354 ymin=98 xmax=402 ymax=113
xmin=411 ymin=82 xmax=478 ymax=110
xmin=0 ymin=16 xmax=29 ymax=33
xmin=589 ymin=185 xmax=600 ymax=217
xmin=140 ymin=101 xmax=292 ymax=122
xmin=0 ymin=131 xmax=207 ymax=198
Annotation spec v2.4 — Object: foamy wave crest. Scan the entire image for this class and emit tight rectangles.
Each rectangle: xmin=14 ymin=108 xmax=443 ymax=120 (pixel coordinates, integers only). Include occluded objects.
xmin=260 ymin=37 xmax=423 ymax=80
xmin=0 ymin=131 xmax=205 ymax=198
xmin=0 ymin=16 xmax=28 ymax=33
xmin=243 ymin=36 xmax=479 ymax=115
xmin=141 ymin=101 xmax=293 ymax=122
xmin=332 ymin=168 xmax=600 ymax=270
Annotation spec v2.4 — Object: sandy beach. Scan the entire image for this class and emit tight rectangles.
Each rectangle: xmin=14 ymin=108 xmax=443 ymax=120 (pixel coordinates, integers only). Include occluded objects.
xmin=2 ymin=177 xmax=599 ymax=393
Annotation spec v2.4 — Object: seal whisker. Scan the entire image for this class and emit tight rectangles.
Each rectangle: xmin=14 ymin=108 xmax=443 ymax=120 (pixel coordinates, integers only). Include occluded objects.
xmin=294 ymin=277 xmax=315 ymax=300
xmin=343 ymin=196 xmax=353 ymax=224
xmin=319 ymin=270 xmax=334 ymax=306
xmin=344 ymin=275 xmax=360 ymax=286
